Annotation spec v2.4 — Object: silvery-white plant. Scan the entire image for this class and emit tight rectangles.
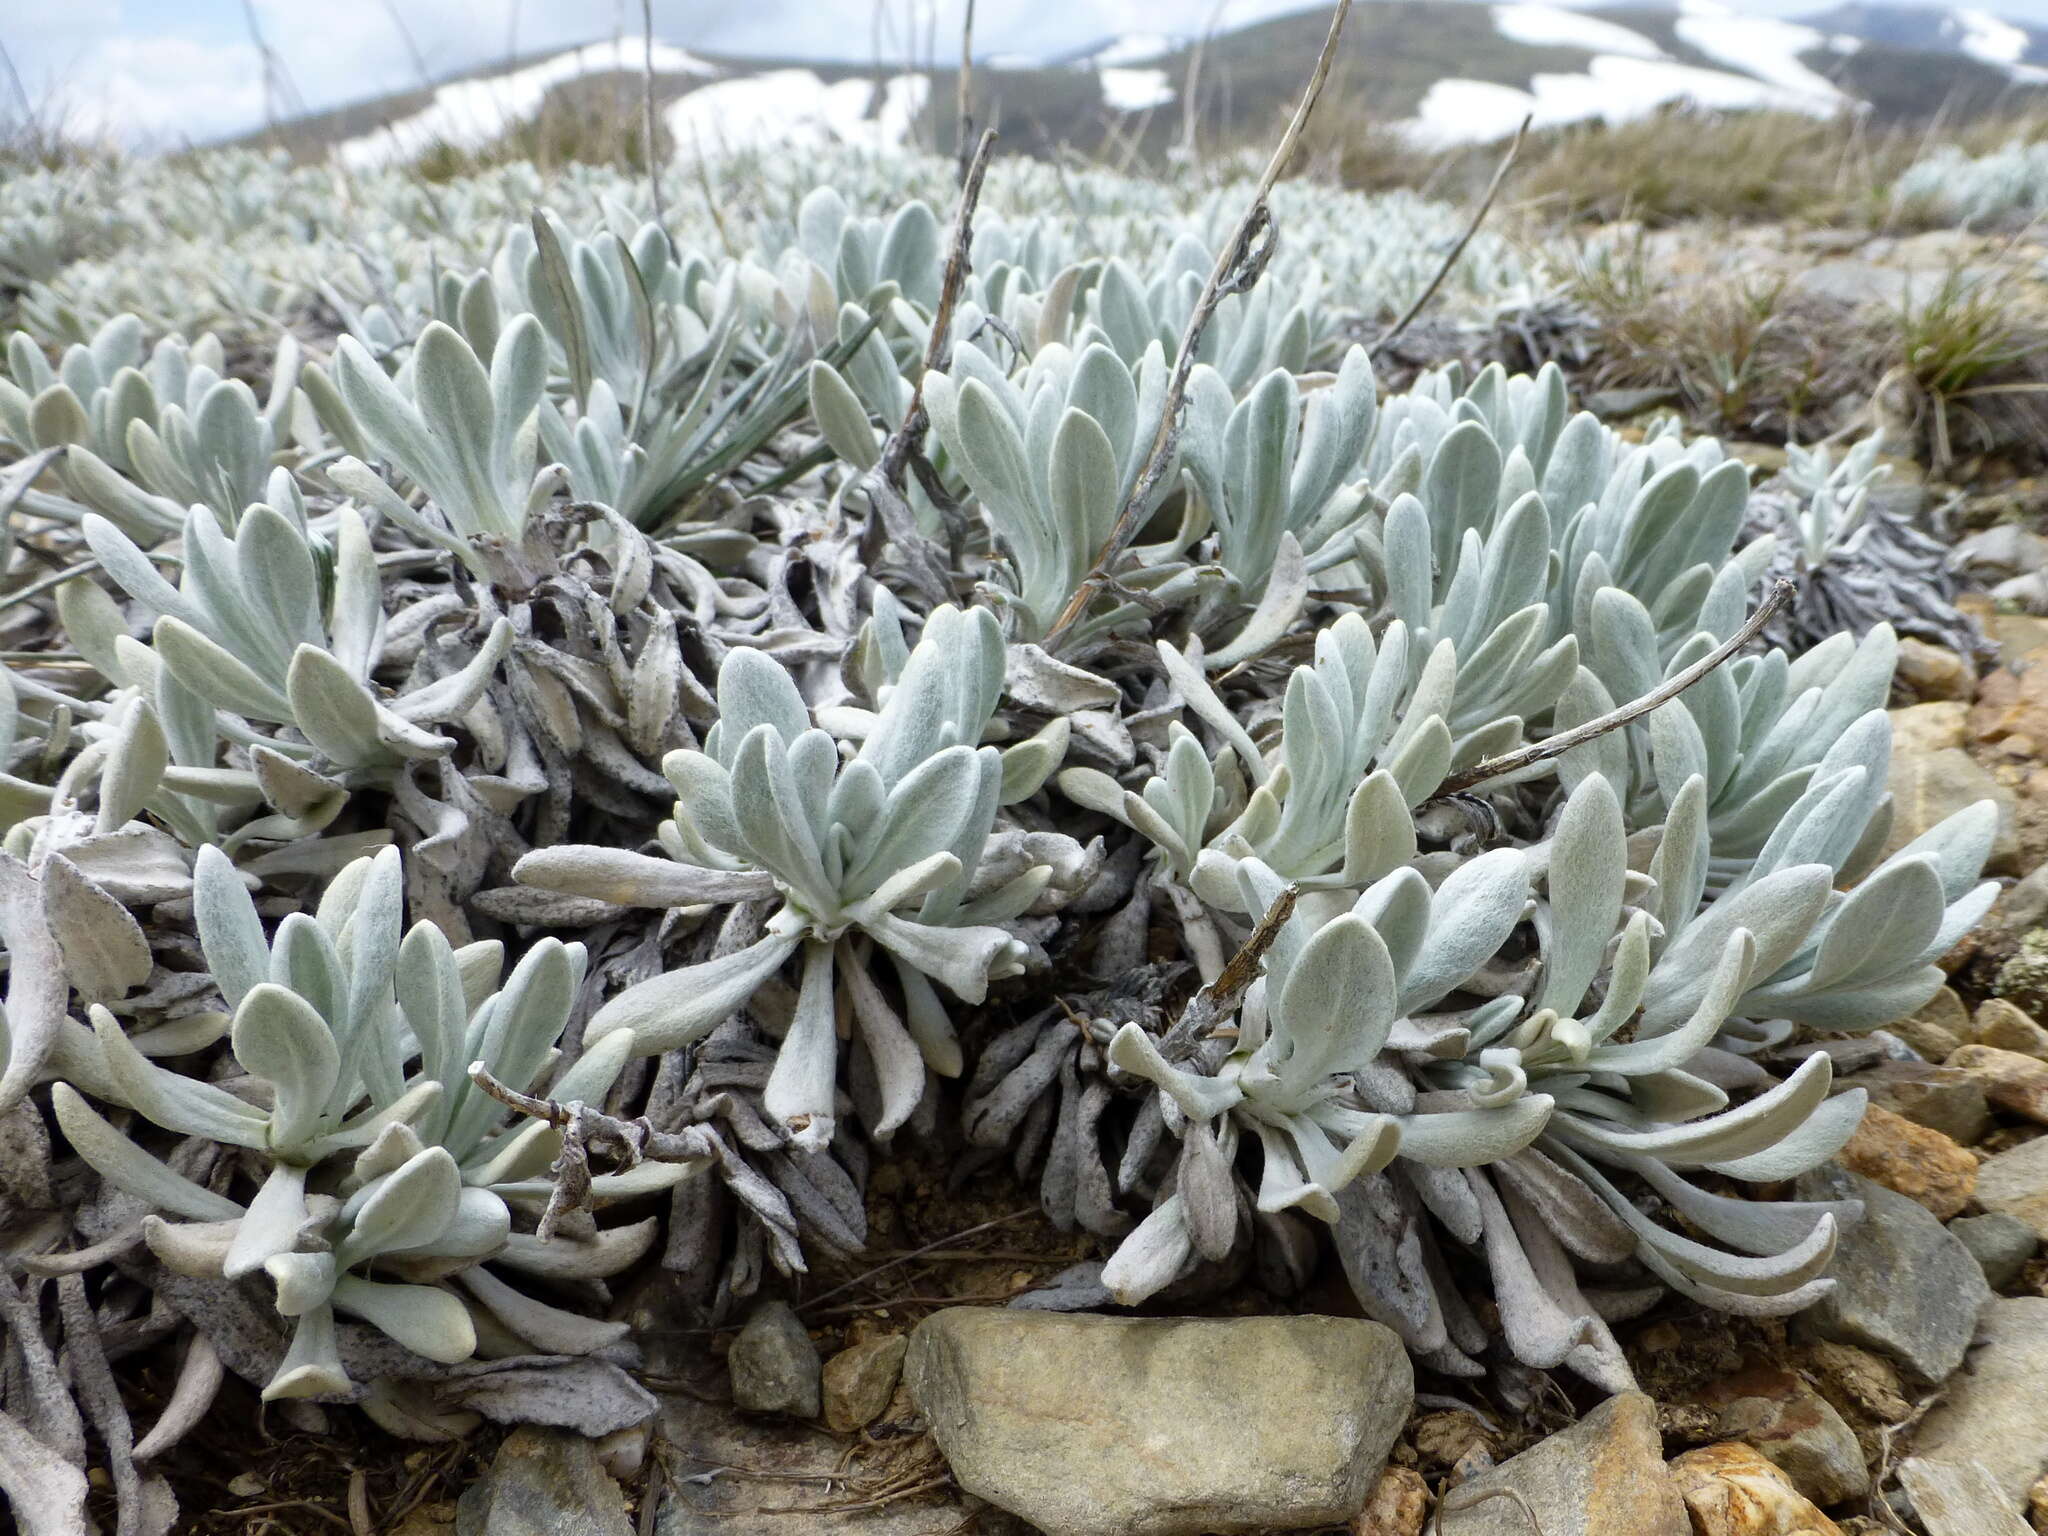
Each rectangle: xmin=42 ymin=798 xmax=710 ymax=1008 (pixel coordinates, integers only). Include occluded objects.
xmin=922 ymin=337 xmax=1191 ymax=642
xmin=1179 ymin=346 xmax=1378 ymax=597
xmin=50 ymin=846 xmax=675 ymax=1399
xmin=1060 ymin=614 xmax=1463 ymax=912
xmin=514 ymin=604 xmax=1078 ymax=1148
xmin=1 ymin=318 xmax=303 ymax=537
xmin=73 ymin=475 xmax=512 ymax=778
xmin=325 ymin=314 xmax=565 ymax=584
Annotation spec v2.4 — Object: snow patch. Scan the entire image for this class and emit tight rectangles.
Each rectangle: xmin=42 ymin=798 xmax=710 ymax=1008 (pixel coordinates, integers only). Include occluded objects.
xmin=338 ymin=41 xmax=716 ymax=171
xmin=1403 ymin=54 xmax=1844 ymax=149
xmin=1953 ymin=7 xmax=2028 ymax=66
xmin=1094 ymin=33 xmax=1176 ymax=66
xmin=1403 ymin=79 xmax=1547 ymax=149
xmin=665 ymin=72 xmax=929 ymax=162
xmin=1491 ymin=4 xmax=1664 ymax=61
xmin=1100 ymin=67 xmax=1175 ymax=112
xmin=1672 ymin=12 xmax=1847 ymax=107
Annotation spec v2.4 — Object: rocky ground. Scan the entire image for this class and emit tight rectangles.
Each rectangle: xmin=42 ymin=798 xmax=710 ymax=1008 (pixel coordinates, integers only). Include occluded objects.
xmin=119 ymin=224 xmax=2048 ymax=1536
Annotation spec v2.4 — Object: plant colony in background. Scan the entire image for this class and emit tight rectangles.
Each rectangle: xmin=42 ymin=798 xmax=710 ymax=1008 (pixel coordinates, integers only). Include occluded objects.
xmin=0 ymin=135 xmax=1992 ymax=1534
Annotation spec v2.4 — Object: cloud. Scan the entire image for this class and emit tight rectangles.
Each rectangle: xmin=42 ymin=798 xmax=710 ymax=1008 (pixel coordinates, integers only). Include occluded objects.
xmin=26 ymin=35 xmax=266 ymax=146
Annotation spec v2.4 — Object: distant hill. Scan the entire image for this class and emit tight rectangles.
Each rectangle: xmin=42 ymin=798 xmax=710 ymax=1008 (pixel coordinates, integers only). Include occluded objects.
xmin=1802 ymin=3 xmax=2048 ymax=72
xmin=230 ymin=1 xmax=2048 ymax=168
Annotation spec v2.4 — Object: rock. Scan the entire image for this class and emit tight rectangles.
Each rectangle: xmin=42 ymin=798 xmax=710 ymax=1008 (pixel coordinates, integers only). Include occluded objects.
xmin=1668 ymin=1442 xmax=1844 ymax=1536
xmin=1975 ymin=1133 xmax=2048 ymax=1241
xmin=1849 ymin=1061 xmax=1990 ymax=1146
xmin=1951 ymin=1212 xmax=2041 ymax=1287
xmin=1953 ymin=526 xmax=2048 ymax=585
xmin=1913 ymin=1298 xmax=2048 ymax=1511
xmin=1888 ymin=701 xmax=1970 ymax=756
xmin=728 ymin=1300 xmax=821 ymax=1418
xmin=1432 ymin=1392 xmax=1686 ymax=1535
xmin=391 ymin=1505 xmax=459 ymax=1536
xmin=463 ymin=1428 xmax=632 ymax=1536
xmin=1976 ymin=999 xmax=2048 ymax=1059
xmin=1793 ymin=1164 xmax=1989 ymax=1384
xmin=1694 ymin=1363 xmax=1870 ymax=1505
xmin=1884 ymin=742 xmax=2019 ymax=873
xmin=1896 ymin=1459 xmax=2033 ymax=1536
xmin=1947 ymin=1045 xmax=2048 ymax=1124
xmin=1836 ymin=1103 xmax=1976 ymax=1218
xmin=1981 ymin=873 xmax=2048 ymax=953
xmin=1350 ymin=1465 xmax=1428 ymax=1536
xmin=822 ymin=1333 xmax=908 ymax=1434
xmin=1791 ymin=259 xmax=1923 ymax=310
xmin=1803 ymin=1339 xmax=1910 ymax=1423
xmin=1892 ymin=1004 xmax=1967 ymax=1067
xmin=1413 ymin=1410 xmax=1494 ymax=1471
xmin=1896 ymin=638 xmax=1976 ymax=702
xmin=1973 ymin=661 xmax=2048 ymax=756
xmin=1996 ymin=933 xmax=2048 ymax=1019
xmin=905 ymin=1309 xmax=1412 ymax=1536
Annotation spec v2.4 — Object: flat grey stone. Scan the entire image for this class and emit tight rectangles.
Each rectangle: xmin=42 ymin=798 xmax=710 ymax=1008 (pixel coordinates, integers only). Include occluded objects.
xmin=463 ymin=1428 xmax=631 ymax=1536
xmin=728 ymin=1299 xmax=820 ymax=1418
xmin=1898 ymin=1458 xmax=2033 ymax=1536
xmin=1951 ymin=1212 xmax=2040 ymax=1289
xmin=1795 ymin=1163 xmax=1989 ymax=1384
xmin=1850 ymin=1060 xmax=1991 ymax=1146
xmin=1914 ymin=1297 xmax=2048 ymax=1512
xmin=1440 ymin=1392 xmax=1687 ymax=1535
xmin=1974 ymin=1133 xmax=2048 ymax=1242
xmin=905 ymin=1308 xmax=1412 ymax=1536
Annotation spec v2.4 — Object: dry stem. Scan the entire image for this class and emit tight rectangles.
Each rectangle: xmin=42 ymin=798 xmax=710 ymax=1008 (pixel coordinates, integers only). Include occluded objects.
xmin=1040 ymin=0 xmax=1354 ymax=652
xmin=1436 ymin=577 xmax=1795 ymax=797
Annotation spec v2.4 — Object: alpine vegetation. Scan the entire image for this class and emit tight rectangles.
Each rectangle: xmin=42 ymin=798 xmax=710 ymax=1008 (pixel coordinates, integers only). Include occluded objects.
xmin=0 ymin=130 xmax=1996 ymax=1536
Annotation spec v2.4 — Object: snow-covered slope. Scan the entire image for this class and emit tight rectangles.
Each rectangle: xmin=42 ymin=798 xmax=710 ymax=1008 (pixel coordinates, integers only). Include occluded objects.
xmin=1491 ymin=4 xmax=1665 ymax=60
xmin=1404 ymin=0 xmax=1864 ymax=147
xmin=339 ymin=42 xmax=715 ymax=170
xmin=666 ymin=72 xmax=928 ymax=161
xmin=1803 ymin=3 xmax=2048 ymax=80
xmin=294 ymin=4 xmax=2048 ymax=173
xmin=1673 ymin=2 xmax=1849 ymax=107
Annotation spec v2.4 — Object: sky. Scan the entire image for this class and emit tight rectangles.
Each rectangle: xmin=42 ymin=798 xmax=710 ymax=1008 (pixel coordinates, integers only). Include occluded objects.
xmin=7 ymin=0 xmax=2048 ymax=146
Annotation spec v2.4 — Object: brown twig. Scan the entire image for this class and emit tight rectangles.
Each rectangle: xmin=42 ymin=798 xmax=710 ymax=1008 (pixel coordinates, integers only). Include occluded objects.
xmin=1372 ymin=113 xmax=1531 ymax=360
xmin=1040 ymin=0 xmax=1354 ymax=653
xmin=1435 ymin=577 xmax=1795 ymax=797
xmin=1433 ymin=1482 xmax=1545 ymax=1533
xmin=876 ymin=126 xmax=998 ymax=494
xmin=797 ymin=1207 xmax=1039 ymax=1313
xmin=763 ymin=1475 xmax=954 ymax=1516
xmin=1159 ymin=881 xmax=1299 ymax=1057
xmin=466 ymin=1059 xmax=713 ymax=1165
xmin=640 ymin=0 xmax=666 ymax=228
xmin=954 ymin=0 xmax=977 ymax=186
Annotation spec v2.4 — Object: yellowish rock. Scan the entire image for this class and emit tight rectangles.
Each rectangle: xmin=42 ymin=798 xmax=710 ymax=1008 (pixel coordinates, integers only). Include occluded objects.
xmin=822 ymin=1333 xmax=908 ymax=1434
xmin=1838 ymin=1104 xmax=1977 ymax=1218
xmin=1890 ymin=701 xmax=1970 ymax=755
xmin=1885 ymin=741 xmax=2019 ymax=873
xmin=1350 ymin=1465 xmax=1428 ymax=1536
xmin=1948 ymin=1044 xmax=2048 ymax=1124
xmin=1668 ymin=1442 xmax=1844 ymax=1536
xmin=1977 ymin=999 xmax=2048 ymax=1060
xmin=1895 ymin=638 xmax=1976 ymax=702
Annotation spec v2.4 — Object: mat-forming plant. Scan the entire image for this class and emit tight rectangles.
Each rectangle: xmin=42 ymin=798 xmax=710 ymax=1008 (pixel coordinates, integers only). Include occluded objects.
xmin=0 ymin=138 xmax=1993 ymax=1535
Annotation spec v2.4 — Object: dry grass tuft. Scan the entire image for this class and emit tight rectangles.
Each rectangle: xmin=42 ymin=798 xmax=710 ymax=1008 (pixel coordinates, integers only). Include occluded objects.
xmin=413 ymin=75 xmax=671 ymax=182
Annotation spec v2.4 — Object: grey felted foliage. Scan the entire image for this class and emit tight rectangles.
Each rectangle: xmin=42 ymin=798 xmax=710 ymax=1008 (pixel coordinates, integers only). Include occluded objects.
xmin=0 ymin=139 xmax=1996 ymax=1533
